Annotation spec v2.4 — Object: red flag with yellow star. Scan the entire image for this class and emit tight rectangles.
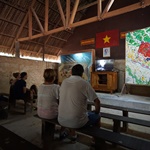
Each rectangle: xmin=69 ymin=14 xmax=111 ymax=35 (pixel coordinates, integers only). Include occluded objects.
xmin=96 ymin=29 xmax=119 ymax=48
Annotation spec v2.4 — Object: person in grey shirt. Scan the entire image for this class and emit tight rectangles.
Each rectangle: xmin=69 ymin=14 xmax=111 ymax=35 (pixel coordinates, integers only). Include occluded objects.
xmin=58 ymin=64 xmax=101 ymax=142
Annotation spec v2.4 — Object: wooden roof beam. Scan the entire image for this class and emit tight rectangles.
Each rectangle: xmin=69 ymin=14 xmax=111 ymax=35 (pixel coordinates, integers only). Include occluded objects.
xmin=69 ymin=0 xmax=79 ymax=26
xmin=101 ymin=0 xmax=114 ymax=19
xmin=31 ymin=7 xmax=44 ymax=33
xmin=18 ymin=26 xmax=65 ymax=41
xmin=66 ymin=0 xmax=70 ymax=28
xmin=9 ymin=0 xmax=36 ymax=52
xmin=104 ymin=0 xmax=150 ymax=19
xmin=97 ymin=0 xmax=102 ymax=21
xmin=28 ymin=8 xmax=32 ymax=38
xmin=17 ymin=0 xmax=150 ymax=42
xmin=56 ymin=0 xmax=66 ymax=27
xmin=44 ymin=0 xmax=49 ymax=32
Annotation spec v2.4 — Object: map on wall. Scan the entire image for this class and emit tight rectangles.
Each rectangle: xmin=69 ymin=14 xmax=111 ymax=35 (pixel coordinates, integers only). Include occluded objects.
xmin=58 ymin=51 xmax=93 ymax=83
xmin=125 ymin=27 xmax=150 ymax=85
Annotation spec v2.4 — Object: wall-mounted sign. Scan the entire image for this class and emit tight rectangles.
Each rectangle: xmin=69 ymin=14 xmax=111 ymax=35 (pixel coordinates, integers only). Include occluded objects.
xmin=80 ymin=38 xmax=95 ymax=46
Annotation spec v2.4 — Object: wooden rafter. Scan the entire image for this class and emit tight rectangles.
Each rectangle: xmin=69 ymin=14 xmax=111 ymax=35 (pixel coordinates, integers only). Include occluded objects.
xmin=66 ymin=0 xmax=70 ymax=28
xmin=56 ymin=0 xmax=66 ymax=27
xmin=69 ymin=0 xmax=79 ymax=25
xmin=9 ymin=0 xmax=36 ymax=52
xmin=44 ymin=0 xmax=49 ymax=32
xmin=101 ymin=0 xmax=114 ymax=19
xmin=28 ymin=8 xmax=32 ymax=37
xmin=17 ymin=0 xmax=150 ymax=42
xmin=97 ymin=0 xmax=102 ymax=20
xmin=31 ymin=7 xmax=44 ymax=33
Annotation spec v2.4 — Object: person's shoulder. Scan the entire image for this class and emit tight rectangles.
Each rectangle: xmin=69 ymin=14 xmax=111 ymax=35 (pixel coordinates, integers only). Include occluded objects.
xmin=53 ymin=84 xmax=60 ymax=88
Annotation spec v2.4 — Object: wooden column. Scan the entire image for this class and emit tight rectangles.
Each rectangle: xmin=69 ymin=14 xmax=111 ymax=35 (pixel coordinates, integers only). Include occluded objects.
xmin=15 ymin=41 xmax=20 ymax=58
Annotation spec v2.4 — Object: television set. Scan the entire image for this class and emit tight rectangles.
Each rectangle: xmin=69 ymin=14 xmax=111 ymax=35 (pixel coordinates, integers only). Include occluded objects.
xmin=95 ymin=59 xmax=114 ymax=71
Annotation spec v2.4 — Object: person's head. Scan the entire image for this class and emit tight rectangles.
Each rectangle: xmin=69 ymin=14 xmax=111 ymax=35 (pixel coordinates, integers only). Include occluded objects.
xmin=71 ymin=64 xmax=84 ymax=77
xmin=13 ymin=72 xmax=20 ymax=79
xmin=43 ymin=69 xmax=56 ymax=83
xmin=20 ymin=72 xmax=27 ymax=80
xmin=30 ymin=84 xmax=37 ymax=94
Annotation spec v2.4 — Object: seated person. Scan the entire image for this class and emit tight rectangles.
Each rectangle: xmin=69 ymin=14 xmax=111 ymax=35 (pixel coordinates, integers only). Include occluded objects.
xmin=37 ymin=69 xmax=60 ymax=119
xmin=13 ymin=72 xmax=29 ymax=101
xmin=9 ymin=72 xmax=20 ymax=105
xmin=30 ymin=84 xmax=38 ymax=100
xmin=12 ymin=72 xmax=20 ymax=85
xmin=58 ymin=64 xmax=101 ymax=142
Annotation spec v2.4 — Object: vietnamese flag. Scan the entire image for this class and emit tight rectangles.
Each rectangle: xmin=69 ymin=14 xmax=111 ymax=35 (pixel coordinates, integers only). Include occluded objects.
xmin=96 ymin=29 xmax=119 ymax=48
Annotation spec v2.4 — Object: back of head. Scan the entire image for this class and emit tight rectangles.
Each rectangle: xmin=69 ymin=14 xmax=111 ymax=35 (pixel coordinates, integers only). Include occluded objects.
xmin=30 ymin=84 xmax=37 ymax=94
xmin=20 ymin=72 xmax=27 ymax=79
xmin=43 ymin=68 xmax=56 ymax=82
xmin=72 ymin=64 xmax=84 ymax=77
xmin=13 ymin=72 xmax=20 ymax=79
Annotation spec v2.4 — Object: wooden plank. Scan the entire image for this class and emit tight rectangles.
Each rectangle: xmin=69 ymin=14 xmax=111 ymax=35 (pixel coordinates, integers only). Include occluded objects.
xmin=101 ymin=112 xmax=150 ymax=127
xmin=87 ymin=102 xmax=150 ymax=115
xmin=34 ymin=114 xmax=150 ymax=150
xmin=101 ymin=103 xmax=150 ymax=115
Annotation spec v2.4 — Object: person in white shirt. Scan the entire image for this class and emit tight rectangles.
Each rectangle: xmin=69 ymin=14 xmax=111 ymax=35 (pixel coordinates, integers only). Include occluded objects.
xmin=37 ymin=69 xmax=60 ymax=119
xmin=58 ymin=64 xmax=101 ymax=142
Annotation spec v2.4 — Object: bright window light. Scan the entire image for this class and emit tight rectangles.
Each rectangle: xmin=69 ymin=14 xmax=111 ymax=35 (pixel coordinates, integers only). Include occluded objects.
xmin=0 ymin=52 xmax=61 ymax=63
xmin=0 ymin=52 xmax=15 ymax=57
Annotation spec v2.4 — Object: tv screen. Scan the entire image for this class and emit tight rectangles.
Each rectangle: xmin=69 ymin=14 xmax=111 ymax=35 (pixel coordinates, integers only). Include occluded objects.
xmin=95 ymin=59 xmax=114 ymax=71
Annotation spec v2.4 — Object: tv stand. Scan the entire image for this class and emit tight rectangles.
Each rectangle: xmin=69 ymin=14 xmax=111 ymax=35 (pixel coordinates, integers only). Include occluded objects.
xmin=91 ymin=71 xmax=118 ymax=93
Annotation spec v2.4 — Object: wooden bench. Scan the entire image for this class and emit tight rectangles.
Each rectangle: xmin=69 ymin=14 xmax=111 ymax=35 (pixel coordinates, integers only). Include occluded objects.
xmin=101 ymin=112 xmax=150 ymax=132
xmin=34 ymin=114 xmax=150 ymax=150
xmin=87 ymin=102 xmax=150 ymax=131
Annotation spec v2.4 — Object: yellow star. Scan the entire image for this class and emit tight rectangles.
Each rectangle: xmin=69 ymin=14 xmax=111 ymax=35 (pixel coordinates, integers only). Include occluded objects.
xmin=103 ymin=35 xmax=111 ymax=43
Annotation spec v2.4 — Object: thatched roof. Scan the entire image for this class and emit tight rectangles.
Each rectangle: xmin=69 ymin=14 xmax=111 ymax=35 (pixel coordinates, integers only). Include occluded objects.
xmin=0 ymin=0 xmax=149 ymax=60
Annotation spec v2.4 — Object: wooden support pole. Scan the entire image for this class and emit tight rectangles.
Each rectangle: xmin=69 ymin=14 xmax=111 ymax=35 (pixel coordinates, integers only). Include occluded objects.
xmin=66 ymin=0 xmax=70 ymax=28
xmin=28 ymin=8 xmax=32 ymax=38
xmin=15 ymin=41 xmax=20 ymax=58
xmin=97 ymin=0 xmax=102 ymax=20
xmin=44 ymin=0 xmax=49 ymax=32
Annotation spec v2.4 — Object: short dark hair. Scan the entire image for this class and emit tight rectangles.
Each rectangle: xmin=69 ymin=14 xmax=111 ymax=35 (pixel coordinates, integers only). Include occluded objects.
xmin=20 ymin=72 xmax=27 ymax=78
xmin=72 ymin=64 xmax=84 ymax=77
xmin=43 ymin=69 xmax=56 ymax=82
xmin=13 ymin=72 xmax=20 ymax=78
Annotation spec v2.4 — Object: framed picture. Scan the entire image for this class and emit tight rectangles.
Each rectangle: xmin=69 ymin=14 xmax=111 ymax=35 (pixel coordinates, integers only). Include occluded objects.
xmin=58 ymin=49 xmax=95 ymax=84
xmin=103 ymin=47 xmax=110 ymax=57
